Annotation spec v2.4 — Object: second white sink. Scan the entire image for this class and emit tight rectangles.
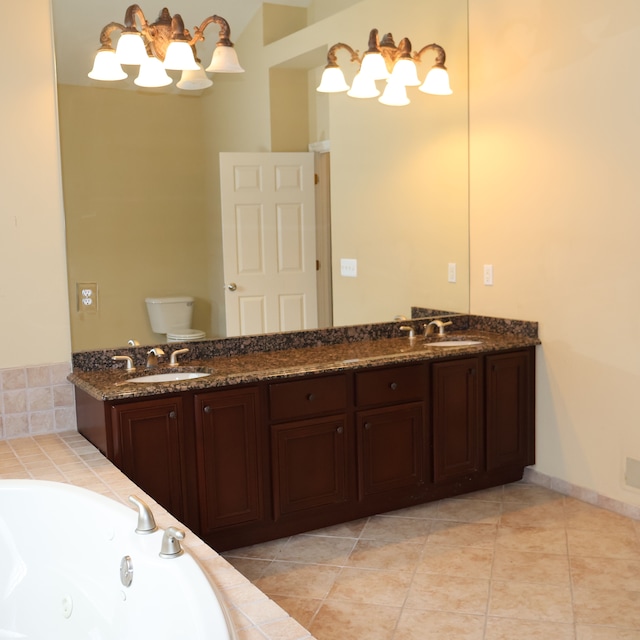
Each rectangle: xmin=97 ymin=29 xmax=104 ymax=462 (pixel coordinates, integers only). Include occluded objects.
xmin=427 ymin=340 xmax=483 ymax=347
xmin=129 ymin=372 xmax=210 ymax=383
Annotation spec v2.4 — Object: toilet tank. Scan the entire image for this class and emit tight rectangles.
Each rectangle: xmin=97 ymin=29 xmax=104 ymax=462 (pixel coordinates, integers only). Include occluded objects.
xmin=145 ymin=296 xmax=194 ymax=334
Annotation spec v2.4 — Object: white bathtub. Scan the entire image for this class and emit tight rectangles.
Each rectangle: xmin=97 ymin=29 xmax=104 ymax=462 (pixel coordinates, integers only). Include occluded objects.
xmin=0 ymin=479 xmax=236 ymax=640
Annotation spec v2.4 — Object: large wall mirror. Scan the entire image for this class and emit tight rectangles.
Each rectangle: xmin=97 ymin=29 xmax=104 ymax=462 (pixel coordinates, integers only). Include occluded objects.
xmin=53 ymin=0 xmax=469 ymax=352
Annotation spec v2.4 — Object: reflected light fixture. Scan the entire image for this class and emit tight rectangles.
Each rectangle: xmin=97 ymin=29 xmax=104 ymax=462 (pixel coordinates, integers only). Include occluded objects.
xmin=88 ymin=4 xmax=244 ymax=91
xmin=317 ymin=28 xmax=452 ymax=106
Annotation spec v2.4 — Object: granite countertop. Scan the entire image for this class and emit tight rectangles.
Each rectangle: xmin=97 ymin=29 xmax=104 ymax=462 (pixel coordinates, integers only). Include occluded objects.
xmin=69 ymin=330 xmax=540 ymax=402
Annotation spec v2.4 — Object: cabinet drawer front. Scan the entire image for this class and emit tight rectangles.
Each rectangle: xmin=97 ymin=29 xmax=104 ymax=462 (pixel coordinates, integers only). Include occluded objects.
xmin=355 ymin=364 xmax=427 ymax=407
xmin=269 ymin=374 xmax=347 ymax=421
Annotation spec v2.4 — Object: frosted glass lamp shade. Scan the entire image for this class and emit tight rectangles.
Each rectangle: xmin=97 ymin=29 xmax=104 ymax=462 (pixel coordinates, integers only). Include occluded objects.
xmin=88 ymin=50 xmax=127 ymax=81
xmin=379 ymin=79 xmax=410 ymax=106
xmin=317 ymin=66 xmax=350 ymax=93
xmin=134 ymin=56 xmax=172 ymax=87
xmin=115 ymin=32 xmax=147 ymax=65
xmin=359 ymin=52 xmax=389 ymax=81
xmin=163 ymin=41 xmax=199 ymax=71
xmin=347 ymin=71 xmax=380 ymax=99
xmin=390 ymin=58 xmax=421 ymax=86
xmin=419 ymin=66 xmax=453 ymax=95
xmin=177 ymin=64 xmax=213 ymax=90
xmin=205 ymin=45 xmax=244 ymax=73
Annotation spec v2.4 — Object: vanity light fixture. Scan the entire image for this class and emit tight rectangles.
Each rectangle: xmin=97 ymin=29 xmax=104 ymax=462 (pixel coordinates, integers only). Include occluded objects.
xmin=88 ymin=4 xmax=244 ymax=91
xmin=316 ymin=28 xmax=452 ymax=106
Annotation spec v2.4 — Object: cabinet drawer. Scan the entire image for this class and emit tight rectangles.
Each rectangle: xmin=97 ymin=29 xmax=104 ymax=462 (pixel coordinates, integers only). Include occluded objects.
xmin=268 ymin=374 xmax=348 ymax=421
xmin=355 ymin=364 xmax=427 ymax=407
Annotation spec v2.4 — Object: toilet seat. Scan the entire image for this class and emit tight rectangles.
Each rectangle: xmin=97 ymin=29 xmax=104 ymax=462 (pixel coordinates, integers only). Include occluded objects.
xmin=167 ymin=329 xmax=206 ymax=342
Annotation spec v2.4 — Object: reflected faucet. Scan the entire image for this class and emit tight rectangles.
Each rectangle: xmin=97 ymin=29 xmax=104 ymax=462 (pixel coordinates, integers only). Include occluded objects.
xmin=398 ymin=325 xmax=416 ymax=339
xmin=146 ymin=347 xmax=165 ymax=368
xmin=424 ymin=319 xmax=453 ymax=337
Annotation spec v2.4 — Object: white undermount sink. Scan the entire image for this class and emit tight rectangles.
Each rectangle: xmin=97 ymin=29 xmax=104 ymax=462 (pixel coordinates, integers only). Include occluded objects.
xmin=129 ymin=372 xmax=210 ymax=383
xmin=427 ymin=340 xmax=483 ymax=347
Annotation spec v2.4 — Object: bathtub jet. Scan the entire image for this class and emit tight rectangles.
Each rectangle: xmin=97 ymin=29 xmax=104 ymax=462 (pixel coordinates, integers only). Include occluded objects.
xmin=0 ymin=479 xmax=236 ymax=640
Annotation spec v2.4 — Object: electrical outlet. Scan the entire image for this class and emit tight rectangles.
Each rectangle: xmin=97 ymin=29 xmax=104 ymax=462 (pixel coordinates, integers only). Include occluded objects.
xmin=77 ymin=282 xmax=98 ymax=312
xmin=448 ymin=262 xmax=457 ymax=283
xmin=340 ymin=258 xmax=358 ymax=278
xmin=483 ymin=265 xmax=493 ymax=286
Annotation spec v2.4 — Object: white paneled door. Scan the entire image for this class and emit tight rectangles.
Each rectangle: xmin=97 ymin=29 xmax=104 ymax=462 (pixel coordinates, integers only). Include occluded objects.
xmin=220 ymin=152 xmax=318 ymax=337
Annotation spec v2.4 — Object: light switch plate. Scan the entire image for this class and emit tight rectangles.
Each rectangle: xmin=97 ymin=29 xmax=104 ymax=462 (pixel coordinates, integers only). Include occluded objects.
xmin=340 ymin=258 xmax=358 ymax=277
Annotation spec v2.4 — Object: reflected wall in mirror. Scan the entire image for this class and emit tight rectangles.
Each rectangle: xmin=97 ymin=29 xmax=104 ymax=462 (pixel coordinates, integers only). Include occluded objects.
xmin=53 ymin=0 xmax=469 ymax=352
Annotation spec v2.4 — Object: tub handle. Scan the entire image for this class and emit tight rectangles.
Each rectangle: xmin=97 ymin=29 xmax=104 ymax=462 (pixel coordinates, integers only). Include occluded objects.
xmin=128 ymin=495 xmax=157 ymax=534
xmin=159 ymin=527 xmax=185 ymax=559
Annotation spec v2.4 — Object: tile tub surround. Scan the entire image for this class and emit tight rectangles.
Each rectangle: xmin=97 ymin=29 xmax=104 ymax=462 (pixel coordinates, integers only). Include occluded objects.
xmin=0 ymin=432 xmax=314 ymax=640
xmin=0 ymin=362 xmax=76 ymax=440
xmin=224 ymin=481 xmax=640 ymax=640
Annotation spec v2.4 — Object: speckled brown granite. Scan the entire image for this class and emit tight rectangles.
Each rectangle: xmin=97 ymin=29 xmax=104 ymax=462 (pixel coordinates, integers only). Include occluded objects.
xmin=69 ymin=323 xmax=540 ymax=402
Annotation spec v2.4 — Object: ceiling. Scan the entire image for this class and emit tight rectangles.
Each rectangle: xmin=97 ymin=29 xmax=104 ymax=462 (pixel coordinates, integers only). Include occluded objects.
xmin=51 ymin=0 xmax=311 ymax=87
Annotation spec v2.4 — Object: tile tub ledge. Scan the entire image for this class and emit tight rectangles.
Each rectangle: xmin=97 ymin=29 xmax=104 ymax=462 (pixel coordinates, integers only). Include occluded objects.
xmin=0 ymin=431 xmax=315 ymax=640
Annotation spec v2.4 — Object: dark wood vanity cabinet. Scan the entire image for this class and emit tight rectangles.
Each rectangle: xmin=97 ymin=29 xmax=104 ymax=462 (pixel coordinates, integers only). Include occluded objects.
xmin=194 ymin=387 xmax=263 ymax=534
xmin=354 ymin=364 xmax=429 ymax=507
xmin=109 ymin=396 xmax=186 ymax=520
xmin=75 ymin=346 xmax=535 ymax=551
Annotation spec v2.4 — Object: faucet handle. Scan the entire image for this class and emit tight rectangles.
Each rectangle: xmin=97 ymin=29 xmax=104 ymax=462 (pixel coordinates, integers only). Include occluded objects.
xmin=128 ymin=495 xmax=157 ymax=534
xmin=159 ymin=526 xmax=185 ymax=558
xmin=113 ymin=355 xmax=136 ymax=371
xmin=398 ymin=325 xmax=416 ymax=339
xmin=169 ymin=348 xmax=190 ymax=367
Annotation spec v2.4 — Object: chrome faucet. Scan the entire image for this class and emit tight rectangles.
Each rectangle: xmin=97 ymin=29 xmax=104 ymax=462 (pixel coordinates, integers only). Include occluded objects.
xmin=424 ymin=319 xmax=453 ymax=337
xmin=169 ymin=348 xmax=189 ymax=367
xmin=146 ymin=347 xmax=165 ymax=368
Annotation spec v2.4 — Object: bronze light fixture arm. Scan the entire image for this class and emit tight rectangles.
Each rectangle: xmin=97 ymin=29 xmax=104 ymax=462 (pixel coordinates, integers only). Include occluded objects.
xmin=413 ymin=42 xmax=447 ymax=66
xmin=325 ymin=42 xmax=361 ymax=68
xmin=192 ymin=15 xmax=235 ymax=48
xmin=122 ymin=4 xmax=150 ymax=34
xmin=96 ymin=22 xmax=126 ymax=52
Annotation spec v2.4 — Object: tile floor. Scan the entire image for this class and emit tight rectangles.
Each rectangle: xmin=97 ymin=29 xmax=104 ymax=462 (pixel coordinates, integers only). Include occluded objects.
xmin=224 ymin=483 xmax=640 ymax=640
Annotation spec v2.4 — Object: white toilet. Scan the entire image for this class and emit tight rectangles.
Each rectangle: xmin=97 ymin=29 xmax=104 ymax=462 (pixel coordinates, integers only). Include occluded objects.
xmin=145 ymin=296 xmax=206 ymax=343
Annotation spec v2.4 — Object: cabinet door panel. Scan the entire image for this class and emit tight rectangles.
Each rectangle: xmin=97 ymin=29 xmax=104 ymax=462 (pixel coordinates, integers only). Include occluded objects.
xmin=432 ymin=358 xmax=482 ymax=484
xmin=111 ymin=397 xmax=184 ymax=518
xmin=357 ymin=403 xmax=426 ymax=499
xmin=486 ymin=350 xmax=534 ymax=469
xmin=195 ymin=388 xmax=262 ymax=533
xmin=271 ymin=415 xmax=348 ymax=518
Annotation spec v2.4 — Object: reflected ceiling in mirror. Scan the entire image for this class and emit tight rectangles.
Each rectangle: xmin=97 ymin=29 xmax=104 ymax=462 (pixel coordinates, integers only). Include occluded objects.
xmin=53 ymin=0 xmax=469 ymax=352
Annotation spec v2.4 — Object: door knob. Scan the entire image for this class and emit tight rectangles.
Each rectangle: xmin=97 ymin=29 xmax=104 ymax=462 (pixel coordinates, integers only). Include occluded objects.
xmin=225 ymin=282 xmax=237 ymax=291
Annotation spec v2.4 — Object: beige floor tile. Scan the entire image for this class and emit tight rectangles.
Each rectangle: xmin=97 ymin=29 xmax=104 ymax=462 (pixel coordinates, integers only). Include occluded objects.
xmin=564 ymin=498 xmax=638 ymax=532
xmin=305 ymin=518 xmax=368 ymax=538
xmin=428 ymin=520 xmax=498 ymax=548
xmin=254 ymin=561 xmax=340 ymax=600
xmin=462 ymin=486 xmax=505 ymax=502
xmin=573 ymin=586 xmax=640 ymax=628
xmin=393 ymin=609 xmax=485 ymax=640
xmin=224 ymin=538 xmax=290 ymax=561
xmin=492 ymin=548 xmax=571 ymax=586
xmin=269 ymin=595 xmax=322 ymax=628
xmin=488 ymin=580 xmax=573 ymax=622
xmin=387 ymin=500 xmax=441 ymax=519
xmin=309 ymin=600 xmax=400 ymax=640
xmin=576 ymin=625 xmax=640 ymax=639
xmin=327 ymin=567 xmax=412 ymax=606
xmin=567 ymin=527 xmax=640 ymax=559
xmin=225 ymin=557 xmax=272 ymax=582
xmin=360 ymin=514 xmax=431 ymax=542
xmin=502 ymin=482 xmax=564 ymax=505
xmin=404 ymin=573 xmax=489 ymax=615
xmin=500 ymin=500 xmax=567 ymax=528
xmin=277 ymin=534 xmax=355 ymax=565
xmin=496 ymin=525 xmax=568 ymax=554
xmin=417 ymin=543 xmax=494 ymax=579
xmin=571 ymin=556 xmax=640 ymax=591
xmin=434 ymin=497 xmax=502 ymax=523
xmin=347 ymin=538 xmax=424 ymax=571
xmin=485 ymin=617 xmax=576 ymax=640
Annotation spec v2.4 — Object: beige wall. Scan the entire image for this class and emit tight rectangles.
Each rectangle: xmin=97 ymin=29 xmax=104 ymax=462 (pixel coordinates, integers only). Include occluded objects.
xmin=6 ymin=0 xmax=640 ymax=510
xmin=469 ymin=0 xmax=640 ymax=506
xmin=0 ymin=0 xmax=70 ymax=368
